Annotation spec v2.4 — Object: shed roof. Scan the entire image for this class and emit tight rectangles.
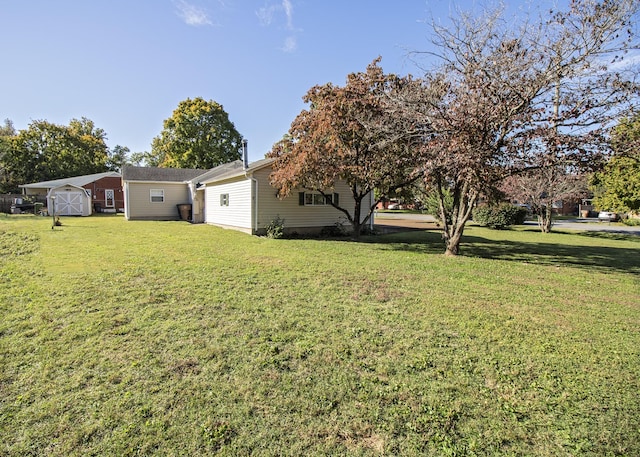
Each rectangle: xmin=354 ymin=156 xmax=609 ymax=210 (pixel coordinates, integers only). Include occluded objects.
xmin=19 ymin=171 xmax=121 ymax=189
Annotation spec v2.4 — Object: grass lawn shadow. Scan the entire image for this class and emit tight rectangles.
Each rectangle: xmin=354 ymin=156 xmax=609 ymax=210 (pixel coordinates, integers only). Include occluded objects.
xmin=463 ymin=234 xmax=639 ymax=275
xmin=364 ymin=227 xmax=640 ymax=275
xmin=361 ymin=229 xmax=448 ymax=255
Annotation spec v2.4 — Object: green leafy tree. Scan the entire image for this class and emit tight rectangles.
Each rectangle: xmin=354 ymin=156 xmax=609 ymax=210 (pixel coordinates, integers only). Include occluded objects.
xmin=107 ymin=145 xmax=131 ymax=172
xmin=0 ymin=119 xmax=14 ymax=137
xmin=592 ymin=115 xmax=640 ymax=214
xmin=151 ymin=97 xmax=243 ymax=169
xmin=3 ymin=118 xmax=109 ymax=192
xmin=413 ymin=183 xmax=454 ymax=226
xmin=67 ymin=117 xmax=109 ymax=173
xmin=0 ymin=119 xmax=17 ymax=193
xmin=593 ymin=156 xmax=640 ymax=213
xmin=128 ymin=151 xmax=154 ymax=167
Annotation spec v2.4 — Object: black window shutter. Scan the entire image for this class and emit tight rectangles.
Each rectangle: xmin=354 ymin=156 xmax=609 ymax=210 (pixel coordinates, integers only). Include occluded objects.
xmin=299 ymin=192 xmax=305 ymax=206
xmin=333 ymin=193 xmax=339 ymax=206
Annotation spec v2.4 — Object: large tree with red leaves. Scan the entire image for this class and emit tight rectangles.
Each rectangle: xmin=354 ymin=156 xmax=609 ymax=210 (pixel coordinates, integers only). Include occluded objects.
xmin=268 ymin=59 xmax=422 ymax=237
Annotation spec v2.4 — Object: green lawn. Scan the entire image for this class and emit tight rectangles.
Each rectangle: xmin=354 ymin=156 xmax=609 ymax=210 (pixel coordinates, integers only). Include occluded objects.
xmin=1 ymin=214 xmax=638 ymax=456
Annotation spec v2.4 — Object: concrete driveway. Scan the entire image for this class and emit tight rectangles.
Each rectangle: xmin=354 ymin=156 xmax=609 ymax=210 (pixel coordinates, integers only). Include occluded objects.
xmin=373 ymin=212 xmax=438 ymax=232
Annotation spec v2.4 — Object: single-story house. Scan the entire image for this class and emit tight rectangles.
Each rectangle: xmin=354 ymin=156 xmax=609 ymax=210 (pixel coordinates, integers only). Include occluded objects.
xmin=19 ymin=171 xmax=123 ymax=216
xmin=122 ymin=166 xmax=210 ymax=221
xmin=122 ymin=158 xmax=374 ymax=235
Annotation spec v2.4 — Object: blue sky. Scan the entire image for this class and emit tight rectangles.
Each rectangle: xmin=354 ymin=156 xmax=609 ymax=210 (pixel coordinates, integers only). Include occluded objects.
xmin=0 ymin=0 xmax=599 ymax=163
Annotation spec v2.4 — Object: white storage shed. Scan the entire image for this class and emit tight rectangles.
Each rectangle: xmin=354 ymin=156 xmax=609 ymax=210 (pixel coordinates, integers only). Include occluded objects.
xmin=48 ymin=184 xmax=92 ymax=217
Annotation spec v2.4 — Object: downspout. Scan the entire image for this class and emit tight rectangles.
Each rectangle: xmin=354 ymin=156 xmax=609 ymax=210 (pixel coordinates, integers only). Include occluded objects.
xmin=249 ymin=175 xmax=258 ymax=234
xmin=241 ymin=139 xmax=258 ymax=233
xmin=124 ymin=182 xmax=130 ymax=220
xmin=188 ymin=180 xmax=196 ymax=223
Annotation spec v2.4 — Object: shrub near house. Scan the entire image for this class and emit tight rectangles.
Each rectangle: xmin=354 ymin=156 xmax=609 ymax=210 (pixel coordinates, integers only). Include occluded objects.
xmin=472 ymin=204 xmax=528 ymax=229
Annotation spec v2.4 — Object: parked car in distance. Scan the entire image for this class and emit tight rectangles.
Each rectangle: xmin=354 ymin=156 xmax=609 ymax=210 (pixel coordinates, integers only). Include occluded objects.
xmin=388 ymin=203 xmax=402 ymax=210
xmin=598 ymin=211 xmax=619 ymax=222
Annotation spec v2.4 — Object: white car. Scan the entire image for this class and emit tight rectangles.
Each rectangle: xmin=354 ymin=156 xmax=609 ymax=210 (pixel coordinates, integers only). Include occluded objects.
xmin=598 ymin=211 xmax=618 ymax=222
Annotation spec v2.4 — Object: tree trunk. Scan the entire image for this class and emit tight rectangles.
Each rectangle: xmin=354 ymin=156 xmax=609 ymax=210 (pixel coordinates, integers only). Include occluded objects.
xmin=438 ymin=179 xmax=478 ymax=256
xmin=351 ymin=222 xmax=363 ymax=239
xmin=350 ymin=199 xmax=362 ymax=239
xmin=537 ymin=206 xmax=553 ymax=233
xmin=444 ymin=226 xmax=464 ymax=256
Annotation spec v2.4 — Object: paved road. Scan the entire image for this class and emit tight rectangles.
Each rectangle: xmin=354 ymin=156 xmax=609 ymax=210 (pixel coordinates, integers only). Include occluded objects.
xmin=523 ymin=218 xmax=640 ymax=235
xmin=374 ymin=212 xmax=640 ymax=235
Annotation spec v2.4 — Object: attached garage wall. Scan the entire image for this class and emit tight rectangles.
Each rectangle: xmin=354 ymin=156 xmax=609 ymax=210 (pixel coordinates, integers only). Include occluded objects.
xmin=253 ymin=167 xmax=369 ymax=232
xmin=200 ymin=166 xmax=373 ymax=235
xmin=125 ymin=182 xmax=190 ymax=220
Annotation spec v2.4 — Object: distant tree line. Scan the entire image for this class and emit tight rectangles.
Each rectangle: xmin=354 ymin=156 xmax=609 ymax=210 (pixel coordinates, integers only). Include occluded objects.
xmin=0 ymin=97 xmax=243 ymax=194
xmin=0 ymin=118 xmax=130 ymax=193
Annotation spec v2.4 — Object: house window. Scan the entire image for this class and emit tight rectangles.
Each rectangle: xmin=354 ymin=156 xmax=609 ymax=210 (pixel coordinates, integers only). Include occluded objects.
xmin=220 ymin=193 xmax=229 ymax=206
xmin=150 ymin=189 xmax=164 ymax=203
xmin=299 ymin=192 xmax=338 ymax=206
xmin=304 ymin=193 xmax=314 ymax=205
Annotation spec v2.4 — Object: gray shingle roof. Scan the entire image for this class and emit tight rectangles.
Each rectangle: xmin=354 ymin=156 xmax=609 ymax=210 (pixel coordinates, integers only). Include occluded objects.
xmin=122 ymin=158 xmax=275 ymax=185
xmin=122 ymin=166 xmax=209 ymax=182
xmin=191 ymin=160 xmax=244 ymax=184
xmin=198 ymin=157 xmax=275 ymax=184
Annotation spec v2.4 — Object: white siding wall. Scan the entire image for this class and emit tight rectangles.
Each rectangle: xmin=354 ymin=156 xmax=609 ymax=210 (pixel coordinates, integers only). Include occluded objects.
xmin=253 ymin=167 xmax=371 ymax=231
xmin=125 ymin=182 xmax=190 ymax=220
xmin=200 ymin=167 xmax=373 ymax=234
xmin=204 ymin=178 xmax=252 ymax=231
